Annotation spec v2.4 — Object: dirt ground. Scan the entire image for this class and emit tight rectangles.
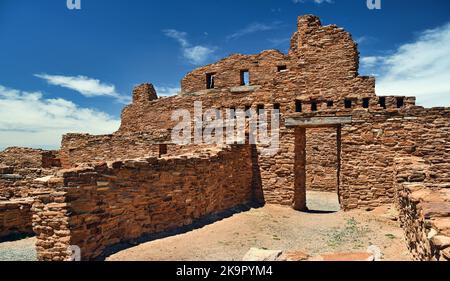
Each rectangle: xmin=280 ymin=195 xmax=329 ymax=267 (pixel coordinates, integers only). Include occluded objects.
xmin=107 ymin=191 xmax=412 ymax=261
xmin=0 ymin=236 xmax=36 ymax=261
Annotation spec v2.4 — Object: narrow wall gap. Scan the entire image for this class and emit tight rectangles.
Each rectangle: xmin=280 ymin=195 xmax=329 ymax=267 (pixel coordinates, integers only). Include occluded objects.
xmin=240 ymin=70 xmax=250 ymax=86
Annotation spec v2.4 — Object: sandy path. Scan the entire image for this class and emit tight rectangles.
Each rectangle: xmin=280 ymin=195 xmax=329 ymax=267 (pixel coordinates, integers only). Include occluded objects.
xmin=108 ymin=192 xmax=411 ymax=261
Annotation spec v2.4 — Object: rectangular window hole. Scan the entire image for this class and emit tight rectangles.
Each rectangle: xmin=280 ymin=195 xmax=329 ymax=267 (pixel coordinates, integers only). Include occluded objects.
xmin=379 ymin=97 xmax=386 ymax=109
xmin=257 ymin=104 xmax=265 ymax=115
xmin=397 ymin=97 xmax=404 ymax=108
xmin=363 ymin=98 xmax=370 ymax=108
xmin=159 ymin=144 xmax=168 ymax=157
xmin=344 ymin=99 xmax=353 ymax=109
xmin=311 ymin=101 xmax=318 ymax=112
xmin=295 ymin=100 xmax=302 ymax=113
xmin=206 ymin=73 xmax=215 ymax=89
xmin=277 ymin=65 xmax=288 ymax=72
xmin=240 ymin=70 xmax=250 ymax=86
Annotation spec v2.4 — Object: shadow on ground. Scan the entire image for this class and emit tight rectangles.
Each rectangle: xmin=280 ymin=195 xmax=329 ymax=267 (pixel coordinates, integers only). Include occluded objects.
xmin=98 ymin=202 xmax=263 ymax=261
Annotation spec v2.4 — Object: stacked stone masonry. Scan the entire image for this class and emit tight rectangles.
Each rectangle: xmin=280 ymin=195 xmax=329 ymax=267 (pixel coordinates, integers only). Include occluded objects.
xmin=32 ymin=145 xmax=253 ymax=261
xmin=394 ymin=157 xmax=450 ymax=261
xmin=0 ymin=148 xmax=61 ymax=239
xmin=0 ymin=15 xmax=448 ymax=261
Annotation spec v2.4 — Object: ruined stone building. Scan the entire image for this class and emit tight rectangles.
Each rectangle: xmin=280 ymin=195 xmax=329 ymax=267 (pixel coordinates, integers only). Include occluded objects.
xmin=0 ymin=15 xmax=449 ymax=261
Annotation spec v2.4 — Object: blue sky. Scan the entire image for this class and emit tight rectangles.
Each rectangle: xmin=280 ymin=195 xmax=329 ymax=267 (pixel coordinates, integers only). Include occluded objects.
xmin=1 ymin=0 xmax=450 ymax=149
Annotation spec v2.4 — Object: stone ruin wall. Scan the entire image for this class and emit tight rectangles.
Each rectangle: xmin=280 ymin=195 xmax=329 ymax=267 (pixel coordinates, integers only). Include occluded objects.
xmin=339 ymin=107 xmax=450 ymax=210
xmin=58 ymin=16 xmax=428 ymax=210
xmin=306 ymin=128 xmax=338 ymax=193
xmin=0 ymin=15 xmax=448 ymax=261
xmin=389 ymin=108 xmax=450 ymax=261
xmin=394 ymin=156 xmax=450 ymax=261
xmin=32 ymin=145 xmax=254 ymax=261
xmin=120 ymin=16 xmax=377 ymax=135
xmin=0 ymin=147 xmax=61 ymax=239
xmin=109 ymin=15 xmax=379 ymax=207
xmin=60 ymin=133 xmax=162 ymax=168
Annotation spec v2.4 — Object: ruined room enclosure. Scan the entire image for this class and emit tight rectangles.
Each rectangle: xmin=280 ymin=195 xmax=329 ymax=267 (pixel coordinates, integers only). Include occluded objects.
xmin=0 ymin=15 xmax=449 ymax=261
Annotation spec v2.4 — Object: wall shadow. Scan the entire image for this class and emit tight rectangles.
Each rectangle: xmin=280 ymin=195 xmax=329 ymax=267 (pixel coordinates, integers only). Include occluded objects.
xmin=0 ymin=232 xmax=34 ymax=243
xmin=250 ymin=144 xmax=265 ymax=205
xmin=96 ymin=202 xmax=263 ymax=261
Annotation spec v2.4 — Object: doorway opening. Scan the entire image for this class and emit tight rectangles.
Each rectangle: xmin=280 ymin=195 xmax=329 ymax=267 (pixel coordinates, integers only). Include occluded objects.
xmin=287 ymin=116 xmax=351 ymax=213
xmin=294 ymin=126 xmax=341 ymax=213
xmin=305 ymin=127 xmax=340 ymax=212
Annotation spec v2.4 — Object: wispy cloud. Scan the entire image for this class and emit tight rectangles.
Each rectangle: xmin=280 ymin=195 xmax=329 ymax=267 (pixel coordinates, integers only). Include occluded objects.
xmin=34 ymin=74 xmax=130 ymax=104
xmin=360 ymin=56 xmax=384 ymax=71
xmin=0 ymin=85 xmax=120 ymax=149
xmin=268 ymin=37 xmax=291 ymax=48
xmin=292 ymin=0 xmax=334 ymax=4
xmin=155 ymin=86 xmax=180 ymax=97
xmin=227 ymin=22 xmax=282 ymax=41
xmin=163 ymin=29 xmax=215 ymax=65
xmin=360 ymin=22 xmax=450 ymax=107
xmin=355 ymin=36 xmax=378 ymax=45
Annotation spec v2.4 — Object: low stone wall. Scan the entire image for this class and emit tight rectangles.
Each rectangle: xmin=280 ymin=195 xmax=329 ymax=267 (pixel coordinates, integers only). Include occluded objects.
xmin=0 ymin=148 xmax=61 ymax=240
xmin=394 ymin=156 xmax=450 ymax=261
xmin=60 ymin=133 xmax=164 ymax=168
xmin=0 ymin=199 xmax=33 ymax=239
xmin=32 ymin=145 xmax=254 ymax=261
xmin=0 ymin=147 xmax=60 ymax=169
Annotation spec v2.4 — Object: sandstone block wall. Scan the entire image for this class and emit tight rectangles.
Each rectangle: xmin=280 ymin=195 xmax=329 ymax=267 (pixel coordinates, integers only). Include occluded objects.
xmin=338 ymin=106 xmax=450 ymax=210
xmin=32 ymin=145 xmax=254 ymax=261
xmin=0 ymin=147 xmax=60 ymax=169
xmin=118 ymin=15 xmax=378 ymax=135
xmin=0 ymin=200 xmax=33 ymax=239
xmin=0 ymin=147 xmax=62 ymax=239
xmin=60 ymin=133 xmax=162 ymax=168
xmin=394 ymin=156 xmax=450 ymax=261
xmin=306 ymin=128 xmax=338 ymax=193
xmin=110 ymin=15 xmax=419 ymax=211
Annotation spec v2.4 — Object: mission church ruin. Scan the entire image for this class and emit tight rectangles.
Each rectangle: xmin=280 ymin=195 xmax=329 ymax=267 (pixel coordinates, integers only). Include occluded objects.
xmin=0 ymin=15 xmax=449 ymax=261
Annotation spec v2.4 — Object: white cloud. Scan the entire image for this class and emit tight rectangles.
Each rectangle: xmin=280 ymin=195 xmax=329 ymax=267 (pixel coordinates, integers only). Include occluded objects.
xmin=360 ymin=56 xmax=383 ymax=69
xmin=227 ymin=22 xmax=281 ymax=41
xmin=35 ymin=74 xmax=130 ymax=104
xmin=163 ymin=29 xmax=215 ymax=65
xmin=0 ymin=85 xmax=120 ymax=150
xmin=183 ymin=46 xmax=215 ymax=65
xmin=362 ymin=22 xmax=450 ymax=108
xmin=356 ymin=36 xmax=375 ymax=45
xmin=155 ymin=86 xmax=180 ymax=97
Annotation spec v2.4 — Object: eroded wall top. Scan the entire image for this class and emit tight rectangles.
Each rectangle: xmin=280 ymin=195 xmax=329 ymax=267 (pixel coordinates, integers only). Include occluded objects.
xmin=116 ymin=15 xmax=377 ymax=135
xmin=180 ymin=15 xmax=364 ymax=95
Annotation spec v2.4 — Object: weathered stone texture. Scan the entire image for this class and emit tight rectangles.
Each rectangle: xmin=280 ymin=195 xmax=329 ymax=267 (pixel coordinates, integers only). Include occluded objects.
xmin=60 ymin=133 xmax=163 ymax=168
xmin=0 ymin=147 xmax=60 ymax=169
xmin=33 ymin=145 xmax=254 ymax=260
xmin=2 ymin=14 xmax=448 ymax=261
xmin=0 ymin=147 xmax=61 ymax=238
xmin=394 ymin=157 xmax=450 ymax=261
xmin=306 ymin=128 xmax=338 ymax=193
xmin=0 ymin=199 xmax=34 ymax=238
